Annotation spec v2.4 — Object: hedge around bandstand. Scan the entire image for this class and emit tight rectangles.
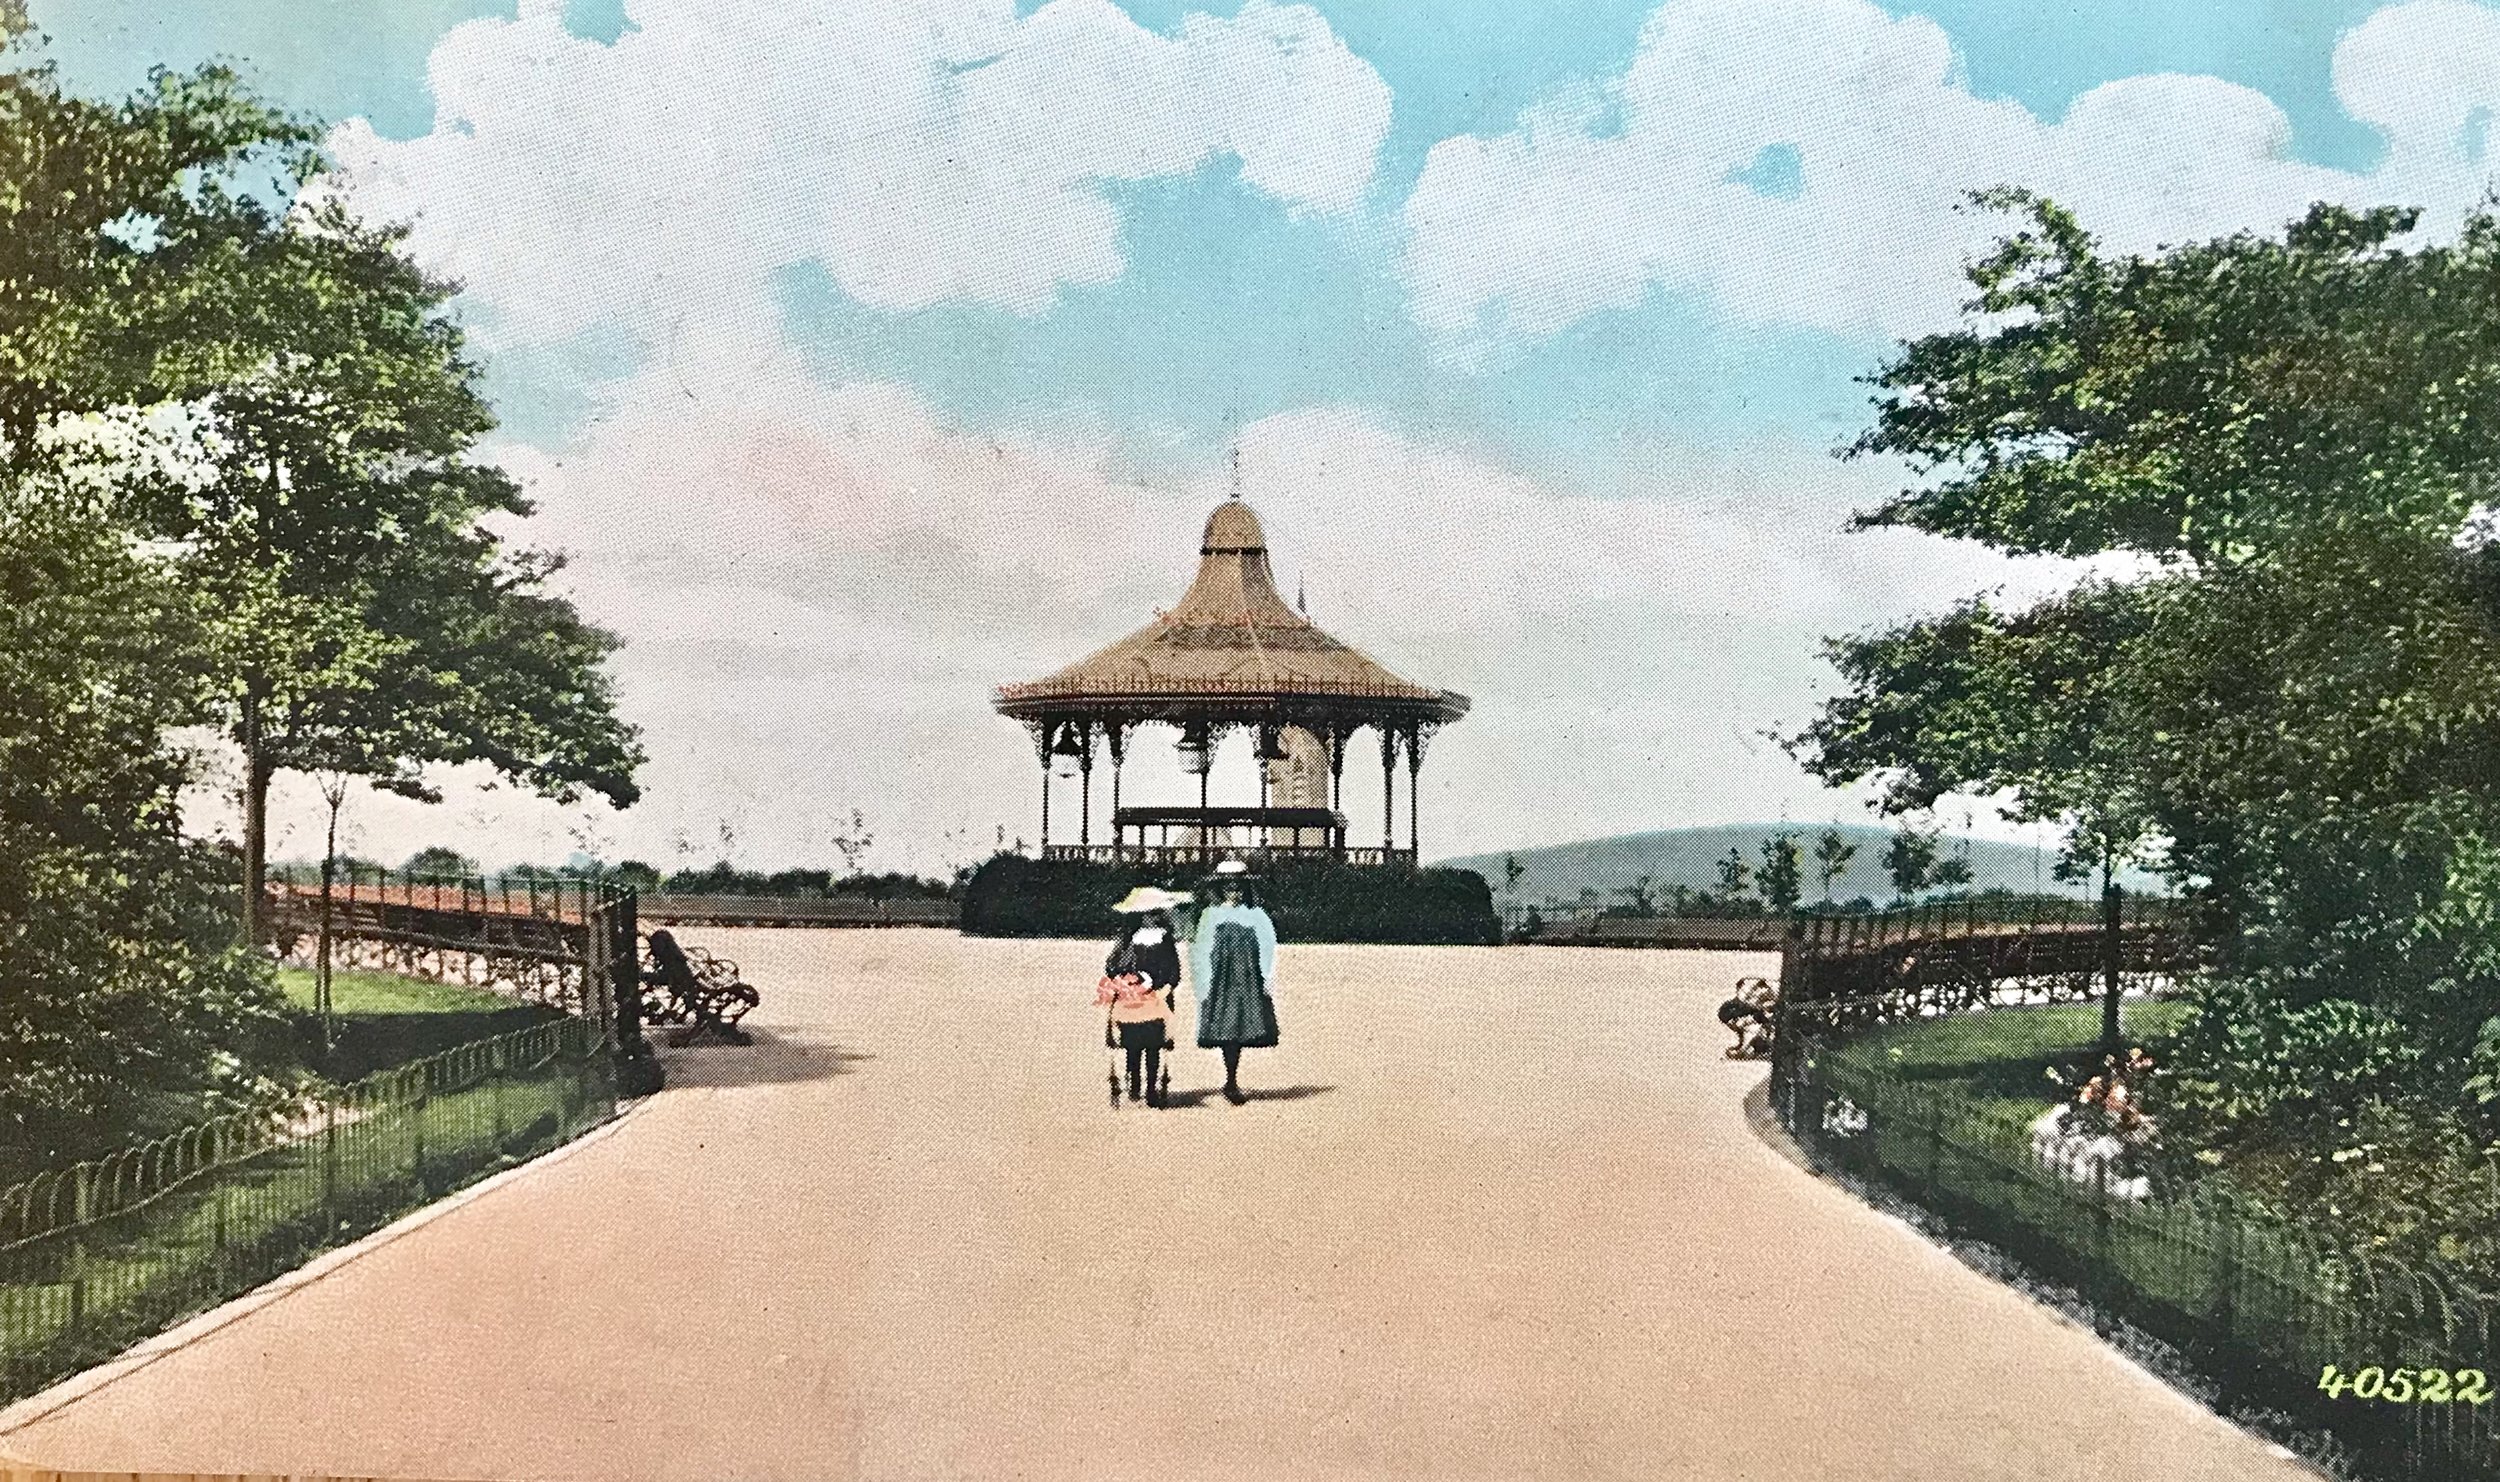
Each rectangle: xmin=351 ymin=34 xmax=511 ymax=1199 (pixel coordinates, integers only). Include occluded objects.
xmin=958 ymin=854 xmax=1503 ymax=945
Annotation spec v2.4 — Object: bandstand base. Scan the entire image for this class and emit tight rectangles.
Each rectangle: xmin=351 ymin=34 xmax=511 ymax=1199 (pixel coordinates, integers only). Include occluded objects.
xmin=959 ymin=852 xmax=1500 ymax=945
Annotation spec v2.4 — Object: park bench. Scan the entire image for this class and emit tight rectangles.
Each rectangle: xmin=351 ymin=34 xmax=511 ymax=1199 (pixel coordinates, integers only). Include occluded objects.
xmin=639 ymin=929 xmax=761 ymax=1046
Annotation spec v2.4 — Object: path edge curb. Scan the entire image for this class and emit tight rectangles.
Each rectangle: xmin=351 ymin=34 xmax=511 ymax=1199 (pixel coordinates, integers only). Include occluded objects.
xmin=1738 ymin=1078 xmax=2331 ymax=1478
xmin=0 ymin=1093 xmax=658 ymax=1440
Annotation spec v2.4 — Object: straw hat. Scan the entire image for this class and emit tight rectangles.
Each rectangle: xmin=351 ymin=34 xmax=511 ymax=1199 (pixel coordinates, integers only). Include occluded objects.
xmin=1212 ymin=859 xmax=1252 ymax=877
xmin=1111 ymin=885 xmax=1191 ymax=914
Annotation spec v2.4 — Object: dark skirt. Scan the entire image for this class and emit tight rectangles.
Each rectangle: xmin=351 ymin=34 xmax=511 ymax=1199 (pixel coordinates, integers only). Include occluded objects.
xmin=1116 ymin=1020 xmax=1167 ymax=1051
xmin=1197 ymin=933 xmax=1279 ymax=1049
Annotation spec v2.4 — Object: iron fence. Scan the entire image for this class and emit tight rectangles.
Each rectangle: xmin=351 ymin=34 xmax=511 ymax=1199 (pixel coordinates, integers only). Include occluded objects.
xmin=1773 ymin=992 xmax=2500 ymax=1481
xmin=636 ymin=893 xmax=959 ymax=928
xmin=1778 ymin=891 xmax=2203 ymax=1013
xmin=263 ymin=865 xmax=642 ymax=1060
xmin=0 ymin=1016 xmax=616 ymax=1404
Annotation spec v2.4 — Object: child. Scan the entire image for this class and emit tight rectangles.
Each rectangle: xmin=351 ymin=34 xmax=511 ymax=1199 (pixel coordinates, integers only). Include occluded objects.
xmin=1190 ymin=860 xmax=1279 ymax=1106
xmin=1099 ymin=886 xmax=1189 ymax=1106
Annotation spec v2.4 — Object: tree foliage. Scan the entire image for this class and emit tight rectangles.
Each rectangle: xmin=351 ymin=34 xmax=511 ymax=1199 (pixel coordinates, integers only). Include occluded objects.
xmin=1878 ymin=826 xmax=1938 ymax=902
xmin=1801 ymin=190 xmax=2500 ymax=1148
xmin=0 ymin=56 xmax=316 ymax=449
xmin=0 ymin=479 xmax=283 ymax=1172
xmin=0 ymin=40 xmax=641 ymax=1165
xmin=1852 ymin=192 xmax=2500 ymax=567
xmin=1812 ymin=827 xmax=1856 ymax=902
xmin=123 ymin=203 xmax=646 ymax=925
xmin=1793 ymin=581 xmax=2152 ymax=883
xmin=1755 ymin=833 xmax=1803 ymax=913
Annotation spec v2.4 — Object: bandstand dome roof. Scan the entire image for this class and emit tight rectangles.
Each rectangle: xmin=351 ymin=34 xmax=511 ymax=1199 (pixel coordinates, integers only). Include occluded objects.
xmin=993 ymin=496 xmax=1469 ymax=725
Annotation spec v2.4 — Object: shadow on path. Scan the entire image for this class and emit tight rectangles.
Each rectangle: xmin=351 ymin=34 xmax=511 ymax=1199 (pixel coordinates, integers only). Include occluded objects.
xmin=657 ymin=1031 xmax=875 ymax=1090
xmin=1155 ymin=1083 xmax=1335 ymax=1109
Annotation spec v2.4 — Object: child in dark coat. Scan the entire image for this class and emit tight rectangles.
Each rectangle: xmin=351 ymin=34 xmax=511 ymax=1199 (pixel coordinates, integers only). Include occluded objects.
xmin=1099 ymin=886 xmax=1189 ymax=1106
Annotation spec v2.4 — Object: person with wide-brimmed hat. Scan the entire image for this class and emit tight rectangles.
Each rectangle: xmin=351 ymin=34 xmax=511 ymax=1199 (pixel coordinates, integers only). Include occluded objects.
xmin=1190 ymin=859 xmax=1279 ymax=1105
xmin=1099 ymin=884 xmax=1189 ymax=1106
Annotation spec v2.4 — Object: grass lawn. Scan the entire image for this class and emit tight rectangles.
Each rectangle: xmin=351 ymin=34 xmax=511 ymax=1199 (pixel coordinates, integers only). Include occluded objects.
xmin=0 ymin=973 xmax=607 ymax=1404
xmin=1823 ymin=998 xmax=2191 ymax=1135
xmin=0 ymin=1018 xmax=606 ymax=1403
xmin=278 ymin=968 xmax=563 ymax=1084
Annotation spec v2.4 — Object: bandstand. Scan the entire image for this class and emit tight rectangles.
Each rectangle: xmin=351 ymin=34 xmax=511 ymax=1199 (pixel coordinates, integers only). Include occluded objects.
xmin=994 ymin=496 xmax=1469 ymax=867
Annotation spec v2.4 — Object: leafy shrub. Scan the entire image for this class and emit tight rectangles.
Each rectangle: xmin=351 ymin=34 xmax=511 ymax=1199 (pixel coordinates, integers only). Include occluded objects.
xmin=959 ymin=854 xmax=1501 ymax=944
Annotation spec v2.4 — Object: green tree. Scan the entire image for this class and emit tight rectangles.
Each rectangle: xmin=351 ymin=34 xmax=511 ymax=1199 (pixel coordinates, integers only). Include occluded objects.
xmin=0 ymin=34 xmax=641 ymax=1160
xmin=1793 ymin=585 xmax=2153 ymax=1045
xmin=143 ymin=215 xmax=644 ymax=941
xmin=1879 ymin=826 xmax=1938 ymax=903
xmin=1615 ymin=873 xmax=1657 ymax=917
xmin=1714 ymin=848 xmax=1751 ymax=900
xmin=0 ymin=477 xmax=284 ymax=1171
xmin=1812 ymin=827 xmax=1857 ymax=902
xmin=2137 ymin=532 xmax=2500 ymax=1128
xmin=0 ymin=35 xmax=618 ymax=943
xmin=1851 ymin=192 xmax=2500 ymax=567
xmin=1793 ymin=585 xmax=2153 ymax=895
xmin=0 ymin=47 xmax=316 ymax=449
xmin=1756 ymin=833 xmax=1803 ymax=913
xmin=403 ymin=846 xmax=478 ymax=878
xmin=0 ymin=37 xmax=315 ymax=1165
xmin=1806 ymin=188 xmax=2500 ymax=1121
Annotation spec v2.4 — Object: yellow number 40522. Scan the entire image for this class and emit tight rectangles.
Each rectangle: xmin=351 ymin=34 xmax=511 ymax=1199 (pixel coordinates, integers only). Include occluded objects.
xmin=2319 ymin=1365 xmax=2493 ymax=1404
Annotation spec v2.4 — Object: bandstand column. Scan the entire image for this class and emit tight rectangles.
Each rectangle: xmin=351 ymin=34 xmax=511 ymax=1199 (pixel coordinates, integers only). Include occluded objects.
xmin=1326 ymin=726 xmax=1349 ymax=858
xmin=1106 ymin=724 xmax=1129 ymax=859
xmin=1034 ymin=724 xmax=1053 ymax=853
xmin=1406 ymin=725 xmax=1429 ymax=860
xmin=1379 ymin=726 xmax=1398 ymax=855
xmin=1078 ymin=722 xmax=1095 ymax=853
xmin=1258 ymin=726 xmax=1272 ymax=850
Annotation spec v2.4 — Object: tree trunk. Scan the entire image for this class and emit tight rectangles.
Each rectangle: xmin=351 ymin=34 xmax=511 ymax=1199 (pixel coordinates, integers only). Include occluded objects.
xmin=318 ymin=784 xmax=343 ymax=1057
xmin=241 ymin=689 xmax=271 ymax=946
xmin=2101 ymin=874 xmax=2125 ymax=1055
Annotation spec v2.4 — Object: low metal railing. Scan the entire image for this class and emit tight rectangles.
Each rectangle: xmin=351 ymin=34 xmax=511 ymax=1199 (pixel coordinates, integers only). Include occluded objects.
xmin=1774 ymin=997 xmax=2500 ymax=1480
xmin=636 ymin=894 xmax=958 ymax=927
xmin=0 ymin=1017 xmax=616 ymax=1403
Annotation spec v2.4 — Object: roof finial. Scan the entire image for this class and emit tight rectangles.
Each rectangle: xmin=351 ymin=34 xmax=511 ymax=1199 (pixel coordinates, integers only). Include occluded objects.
xmin=1228 ymin=444 xmax=1243 ymax=501
xmin=1297 ymin=574 xmax=1307 ymax=615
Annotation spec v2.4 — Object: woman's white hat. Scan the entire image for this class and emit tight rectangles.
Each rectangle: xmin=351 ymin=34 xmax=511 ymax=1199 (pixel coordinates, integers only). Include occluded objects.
xmin=1212 ymin=859 xmax=1251 ymax=876
xmin=1111 ymin=885 xmax=1192 ymax=913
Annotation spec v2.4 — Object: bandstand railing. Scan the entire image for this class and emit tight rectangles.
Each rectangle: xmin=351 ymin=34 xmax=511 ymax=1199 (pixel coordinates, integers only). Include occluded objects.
xmin=1042 ymin=843 xmax=1416 ymax=868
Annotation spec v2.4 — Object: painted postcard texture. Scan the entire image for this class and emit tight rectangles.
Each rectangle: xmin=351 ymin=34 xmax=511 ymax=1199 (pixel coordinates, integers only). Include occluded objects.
xmin=5 ymin=2 xmax=2500 ymax=1479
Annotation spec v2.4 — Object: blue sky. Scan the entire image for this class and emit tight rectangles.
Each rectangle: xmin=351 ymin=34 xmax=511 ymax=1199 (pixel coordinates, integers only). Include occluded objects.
xmin=26 ymin=0 xmax=2500 ymax=871
xmin=34 ymin=0 xmax=2409 ymax=165
xmin=28 ymin=0 xmax=2429 ymax=475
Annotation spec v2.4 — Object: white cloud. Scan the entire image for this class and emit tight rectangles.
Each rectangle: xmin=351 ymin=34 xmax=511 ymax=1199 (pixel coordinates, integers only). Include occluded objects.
xmin=248 ymin=0 xmax=2337 ymax=872
xmin=1401 ymin=0 xmax=2500 ymax=358
xmin=248 ymin=360 xmax=2087 ymax=873
xmin=321 ymin=0 xmax=1390 ymax=365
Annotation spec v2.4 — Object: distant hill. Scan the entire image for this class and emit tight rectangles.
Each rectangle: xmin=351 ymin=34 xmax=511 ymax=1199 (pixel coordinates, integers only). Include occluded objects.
xmin=1437 ymin=824 xmax=2155 ymax=912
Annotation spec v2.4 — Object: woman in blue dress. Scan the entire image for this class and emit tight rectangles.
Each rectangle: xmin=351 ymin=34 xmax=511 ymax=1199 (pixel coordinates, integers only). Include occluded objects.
xmin=1190 ymin=860 xmax=1279 ymax=1105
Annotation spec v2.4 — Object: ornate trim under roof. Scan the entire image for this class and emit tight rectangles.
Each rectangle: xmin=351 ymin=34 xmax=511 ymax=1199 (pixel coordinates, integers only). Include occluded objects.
xmin=994 ymin=497 xmax=1469 ymax=725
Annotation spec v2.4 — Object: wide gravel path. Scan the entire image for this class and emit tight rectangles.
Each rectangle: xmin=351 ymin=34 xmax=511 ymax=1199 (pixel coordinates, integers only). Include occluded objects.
xmin=2 ymin=930 xmax=2311 ymax=1480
